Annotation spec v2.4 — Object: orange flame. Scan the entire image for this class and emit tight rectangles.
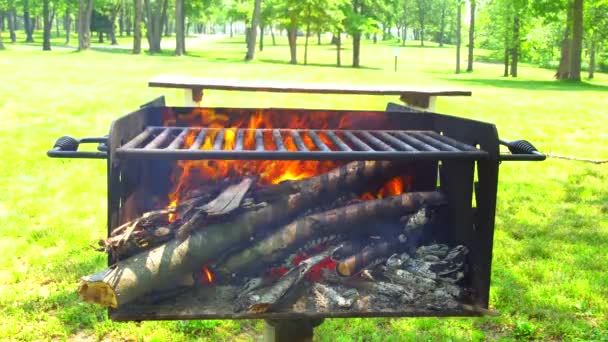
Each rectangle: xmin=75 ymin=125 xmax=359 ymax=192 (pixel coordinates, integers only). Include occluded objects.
xmin=201 ymin=266 xmax=213 ymax=284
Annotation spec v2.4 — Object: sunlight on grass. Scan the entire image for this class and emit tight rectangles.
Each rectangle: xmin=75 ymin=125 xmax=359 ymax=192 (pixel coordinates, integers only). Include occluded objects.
xmin=0 ymin=34 xmax=606 ymax=341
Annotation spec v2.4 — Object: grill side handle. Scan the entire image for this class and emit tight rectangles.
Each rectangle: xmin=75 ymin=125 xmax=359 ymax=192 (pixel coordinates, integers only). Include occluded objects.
xmin=499 ymin=139 xmax=546 ymax=161
xmin=47 ymin=136 xmax=108 ymax=159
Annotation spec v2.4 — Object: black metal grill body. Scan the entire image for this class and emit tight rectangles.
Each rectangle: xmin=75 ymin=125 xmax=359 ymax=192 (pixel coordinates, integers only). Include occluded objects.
xmin=95 ymin=98 xmax=504 ymax=321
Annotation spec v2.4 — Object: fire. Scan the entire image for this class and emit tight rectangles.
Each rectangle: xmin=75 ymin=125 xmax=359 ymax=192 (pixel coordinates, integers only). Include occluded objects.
xmin=359 ymin=176 xmax=406 ymax=201
xmin=201 ymin=266 xmax=214 ymax=284
xmin=166 ymin=110 xmax=346 ymax=207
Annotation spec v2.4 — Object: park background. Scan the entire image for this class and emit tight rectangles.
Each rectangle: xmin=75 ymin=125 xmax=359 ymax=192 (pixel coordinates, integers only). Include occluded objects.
xmin=0 ymin=0 xmax=607 ymax=340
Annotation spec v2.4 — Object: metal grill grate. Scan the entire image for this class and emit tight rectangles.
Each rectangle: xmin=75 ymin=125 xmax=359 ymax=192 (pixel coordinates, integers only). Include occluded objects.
xmin=117 ymin=127 xmax=487 ymax=161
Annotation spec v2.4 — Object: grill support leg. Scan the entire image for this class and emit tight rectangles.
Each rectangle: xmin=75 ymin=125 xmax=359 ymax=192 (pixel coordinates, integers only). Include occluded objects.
xmin=183 ymin=88 xmax=203 ymax=107
xmin=263 ymin=319 xmax=324 ymax=342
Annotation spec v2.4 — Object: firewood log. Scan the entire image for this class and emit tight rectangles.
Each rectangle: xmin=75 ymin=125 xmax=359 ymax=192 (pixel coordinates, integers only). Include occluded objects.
xmin=78 ymin=161 xmax=399 ymax=308
xmin=216 ymin=192 xmax=446 ymax=275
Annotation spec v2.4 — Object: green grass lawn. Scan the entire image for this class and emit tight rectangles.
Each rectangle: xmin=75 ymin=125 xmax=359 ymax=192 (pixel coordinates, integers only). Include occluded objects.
xmin=0 ymin=33 xmax=607 ymax=341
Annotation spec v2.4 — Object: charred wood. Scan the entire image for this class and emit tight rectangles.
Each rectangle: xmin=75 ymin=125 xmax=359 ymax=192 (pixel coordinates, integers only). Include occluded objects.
xmin=216 ymin=192 xmax=445 ymax=276
xmin=79 ymin=161 xmax=398 ymax=308
xmin=234 ymin=249 xmax=334 ymax=313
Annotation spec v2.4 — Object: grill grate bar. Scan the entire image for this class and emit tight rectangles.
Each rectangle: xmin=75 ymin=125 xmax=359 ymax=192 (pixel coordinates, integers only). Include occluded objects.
xmin=190 ymin=129 xmax=207 ymax=150
xmin=145 ymin=128 xmax=172 ymax=149
xmin=255 ymin=130 xmax=264 ymax=151
xmin=290 ymin=130 xmax=308 ymax=152
xmin=410 ymin=132 xmax=460 ymax=152
xmin=391 ymin=132 xmax=439 ymax=152
xmin=427 ymin=132 xmax=478 ymax=151
xmin=118 ymin=127 xmax=488 ymax=161
xmin=325 ymin=131 xmax=352 ymax=151
xmin=343 ymin=131 xmax=372 ymax=151
xmin=213 ymin=129 xmax=226 ymax=151
xmin=307 ymin=131 xmax=330 ymax=151
xmin=234 ymin=129 xmax=245 ymax=151
xmin=122 ymin=128 xmax=155 ymax=149
xmin=376 ymin=132 xmax=416 ymax=152
xmin=167 ymin=128 xmax=188 ymax=149
xmin=358 ymin=131 xmax=395 ymax=151
xmin=273 ymin=129 xmax=286 ymax=151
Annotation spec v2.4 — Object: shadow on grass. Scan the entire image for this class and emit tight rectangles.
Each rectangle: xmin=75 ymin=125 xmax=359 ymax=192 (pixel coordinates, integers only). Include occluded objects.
xmin=258 ymin=58 xmax=382 ymax=70
xmin=441 ymin=77 xmax=608 ymax=92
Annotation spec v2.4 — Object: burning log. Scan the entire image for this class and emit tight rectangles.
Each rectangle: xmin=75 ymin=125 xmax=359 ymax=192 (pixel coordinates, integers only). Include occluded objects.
xmin=176 ymin=177 xmax=254 ymax=239
xmin=79 ymin=161 xmax=400 ymax=308
xmin=216 ymin=192 xmax=446 ymax=275
xmin=335 ymin=241 xmax=400 ymax=277
xmin=234 ymin=249 xmax=334 ymax=313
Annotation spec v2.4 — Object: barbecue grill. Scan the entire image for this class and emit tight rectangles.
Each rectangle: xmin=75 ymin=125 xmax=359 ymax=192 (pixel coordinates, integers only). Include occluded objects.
xmin=48 ymin=85 xmax=544 ymax=340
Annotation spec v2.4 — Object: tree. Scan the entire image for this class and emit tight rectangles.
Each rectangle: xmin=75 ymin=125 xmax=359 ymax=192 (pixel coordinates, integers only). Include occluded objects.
xmin=78 ymin=0 xmax=94 ymax=50
xmin=133 ymin=0 xmax=142 ymax=53
xmin=555 ymin=0 xmax=583 ymax=81
xmin=466 ymin=0 xmax=475 ymax=71
xmin=245 ymin=0 xmax=261 ymax=60
xmin=456 ymin=0 xmax=462 ymax=73
xmin=414 ymin=0 xmax=432 ymax=46
xmin=174 ymin=0 xmax=183 ymax=55
xmin=570 ymin=0 xmax=583 ymax=81
xmin=344 ymin=0 xmax=379 ymax=67
xmin=42 ymin=0 xmax=54 ymax=50
xmin=585 ymin=0 xmax=608 ymax=79
xmin=24 ymin=0 xmax=34 ymax=42
xmin=144 ymin=0 xmax=168 ymax=53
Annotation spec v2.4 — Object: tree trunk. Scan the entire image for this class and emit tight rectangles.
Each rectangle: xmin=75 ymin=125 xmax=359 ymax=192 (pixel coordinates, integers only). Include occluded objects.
xmin=317 ymin=32 xmax=321 ymax=45
xmin=352 ymin=32 xmax=361 ymax=67
xmin=175 ymin=0 xmax=184 ymax=56
xmin=230 ymin=21 xmax=233 ymax=38
xmin=556 ymin=2 xmax=573 ymax=80
xmin=8 ymin=9 xmax=16 ymax=43
xmin=287 ymin=18 xmax=297 ymax=64
xmin=569 ymin=0 xmax=583 ymax=81
xmin=163 ymin=9 xmax=169 ymax=36
xmin=271 ymin=26 xmax=276 ymax=45
xmin=133 ymin=0 xmax=142 ymax=54
xmin=503 ymin=45 xmax=509 ymax=77
xmin=336 ymin=31 xmax=341 ymax=67
xmin=420 ymin=23 xmax=424 ymax=46
xmin=24 ymin=0 xmax=34 ymax=42
xmin=438 ymin=7 xmax=446 ymax=47
xmin=304 ymin=15 xmax=310 ymax=65
xmin=245 ymin=0 xmax=261 ymax=60
xmin=98 ymin=30 xmax=104 ymax=43
xmin=64 ymin=9 xmax=71 ymax=45
xmin=456 ymin=1 xmax=461 ymax=74
xmin=77 ymin=0 xmax=94 ymax=50
xmin=466 ymin=0 xmax=475 ymax=72
xmin=0 ymin=12 xmax=4 ymax=50
xmin=110 ymin=14 xmax=119 ymax=45
xmin=402 ymin=25 xmax=407 ymax=46
xmin=55 ymin=12 xmax=60 ymax=37
xmin=126 ymin=16 xmax=131 ymax=36
xmin=588 ymin=39 xmax=596 ymax=79
xmin=259 ymin=25 xmax=264 ymax=51
xmin=43 ymin=0 xmax=51 ymax=50
xmin=119 ymin=5 xmax=125 ymax=36
xmin=0 ymin=22 xmax=4 ymax=49
xmin=510 ymin=15 xmax=519 ymax=78
xmin=144 ymin=0 xmax=168 ymax=53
